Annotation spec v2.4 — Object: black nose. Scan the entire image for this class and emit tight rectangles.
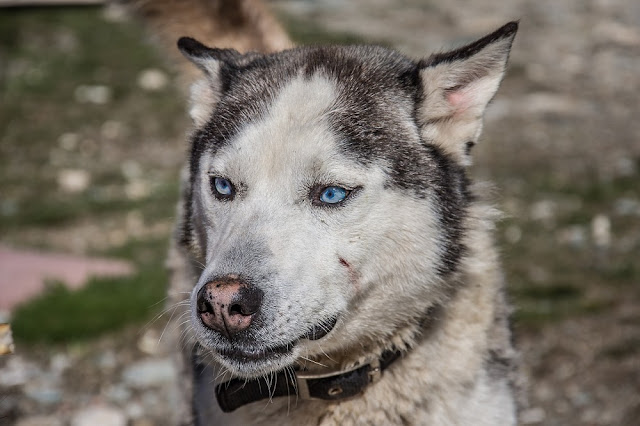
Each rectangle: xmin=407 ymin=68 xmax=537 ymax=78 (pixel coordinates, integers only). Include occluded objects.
xmin=196 ymin=276 xmax=264 ymax=339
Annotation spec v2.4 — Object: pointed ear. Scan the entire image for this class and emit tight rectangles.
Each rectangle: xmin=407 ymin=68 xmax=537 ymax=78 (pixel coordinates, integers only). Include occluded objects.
xmin=177 ymin=37 xmax=244 ymax=75
xmin=176 ymin=37 xmax=244 ymax=127
xmin=417 ymin=21 xmax=518 ymax=165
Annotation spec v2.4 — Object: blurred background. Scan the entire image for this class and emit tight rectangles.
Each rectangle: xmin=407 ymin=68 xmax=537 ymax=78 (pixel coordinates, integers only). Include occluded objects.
xmin=0 ymin=0 xmax=638 ymax=425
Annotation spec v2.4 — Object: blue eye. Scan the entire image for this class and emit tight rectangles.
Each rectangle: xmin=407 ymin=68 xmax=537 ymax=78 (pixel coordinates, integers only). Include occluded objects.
xmin=212 ymin=177 xmax=234 ymax=199
xmin=319 ymin=186 xmax=348 ymax=204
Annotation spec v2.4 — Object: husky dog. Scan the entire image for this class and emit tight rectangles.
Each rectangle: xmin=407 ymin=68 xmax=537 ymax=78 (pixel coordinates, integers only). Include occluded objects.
xmin=162 ymin=6 xmax=521 ymax=424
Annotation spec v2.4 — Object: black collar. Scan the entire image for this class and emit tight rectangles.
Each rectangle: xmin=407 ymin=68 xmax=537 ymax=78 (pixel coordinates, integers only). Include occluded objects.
xmin=191 ymin=345 xmax=402 ymax=415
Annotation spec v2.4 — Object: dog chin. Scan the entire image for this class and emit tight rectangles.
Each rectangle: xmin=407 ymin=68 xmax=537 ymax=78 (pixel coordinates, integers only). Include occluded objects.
xmin=212 ymin=343 xmax=299 ymax=378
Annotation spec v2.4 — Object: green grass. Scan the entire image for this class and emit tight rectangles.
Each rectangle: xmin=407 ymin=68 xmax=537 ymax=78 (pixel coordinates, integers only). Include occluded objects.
xmin=12 ymin=237 xmax=170 ymax=343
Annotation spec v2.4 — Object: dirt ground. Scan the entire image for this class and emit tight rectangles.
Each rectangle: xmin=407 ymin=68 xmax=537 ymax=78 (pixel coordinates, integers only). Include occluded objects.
xmin=1 ymin=1 xmax=639 ymax=425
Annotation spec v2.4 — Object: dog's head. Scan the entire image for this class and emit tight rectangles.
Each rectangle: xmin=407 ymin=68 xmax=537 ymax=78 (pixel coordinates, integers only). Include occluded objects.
xmin=177 ymin=22 xmax=517 ymax=378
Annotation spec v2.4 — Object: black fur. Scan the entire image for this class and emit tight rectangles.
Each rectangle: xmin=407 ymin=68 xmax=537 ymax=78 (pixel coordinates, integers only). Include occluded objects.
xmin=465 ymin=141 xmax=476 ymax=156
xmin=419 ymin=21 xmax=518 ymax=68
xmin=486 ymin=348 xmax=513 ymax=381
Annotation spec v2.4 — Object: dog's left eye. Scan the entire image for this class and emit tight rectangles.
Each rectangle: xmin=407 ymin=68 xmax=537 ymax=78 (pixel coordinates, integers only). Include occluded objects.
xmin=211 ymin=177 xmax=235 ymax=200
xmin=318 ymin=186 xmax=349 ymax=205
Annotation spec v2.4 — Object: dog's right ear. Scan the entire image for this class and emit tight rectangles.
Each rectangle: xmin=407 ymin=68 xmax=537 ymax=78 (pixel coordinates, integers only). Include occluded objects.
xmin=177 ymin=37 xmax=243 ymax=127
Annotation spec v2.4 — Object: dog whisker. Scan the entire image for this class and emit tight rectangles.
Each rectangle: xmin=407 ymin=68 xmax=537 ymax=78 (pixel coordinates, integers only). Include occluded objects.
xmin=298 ymin=356 xmax=328 ymax=369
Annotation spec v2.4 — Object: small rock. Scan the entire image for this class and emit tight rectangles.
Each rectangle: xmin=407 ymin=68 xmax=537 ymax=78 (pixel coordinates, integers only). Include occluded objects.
xmin=125 ymin=180 xmax=150 ymax=200
xmin=57 ymin=169 xmax=91 ymax=193
xmin=555 ymin=399 xmax=571 ymax=414
xmin=614 ymin=157 xmax=637 ymax=177
xmin=125 ymin=401 xmax=145 ymax=419
xmin=24 ymin=379 xmax=63 ymax=405
xmin=0 ymin=199 xmax=18 ymax=217
xmin=15 ymin=415 xmax=63 ymax=426
xmin=581 ymin=408 xmax=599 ymax=423
xmin=121 ymin=160 xmax=143 ymax=180
xmin=50 ymin=353 xmax=71 ymax=375
xmin=96 ymin=350 xmax=118 ymax=370
xmin=54 ymin=28 xmax=78 ymax=53
xmin=74 ymin=85 xmax=112 ymax=105
xmin=71 ymin=405 xmax=127 ymax=426
xmin=0 ymin=356 xmax=40 ymax=387
xmin=100 ymin=120 xmax=126 ymax=140
xmin=591 ymin=214 xmax=612 ymax=248
xmin=106 ymin=384 xmax=132 ymax=404
xmin=530 ymin=200 xmax=556 ymax=222
xmin=520 ymin=407 xmax=546 ymax=424
xmin=504 ymin=225 xmax=522 ymax=244
xmin=595 ymin=20 xmax=640 ymax=47
xmin=122 ymin=358 xmax=176 ymax=389
xmin=102 ymin=3 xmax=130 ymax=23
xmin=58 ymin=132 xmax=80 ymax=151
xmin=614 ymin=198 xmax=640 ymax=216
xmin=569 ymin=390 xmax=592 ymax=407
xmin=107 ymin=229 xmax=128 ymax=247
xmin=137 ymin=69 xmax=169 ymax=92
xmin=138 ymin=328 xmax=162 ymax=355
xmin=527 ymin=265 xmax=549 ymax=284
xmin=557 ymin=225 xmax=587 ymax=249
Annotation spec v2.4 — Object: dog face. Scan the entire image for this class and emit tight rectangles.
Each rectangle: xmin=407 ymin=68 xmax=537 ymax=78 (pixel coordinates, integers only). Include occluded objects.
xmin=178 ymin=23 xmax=517 ymax=378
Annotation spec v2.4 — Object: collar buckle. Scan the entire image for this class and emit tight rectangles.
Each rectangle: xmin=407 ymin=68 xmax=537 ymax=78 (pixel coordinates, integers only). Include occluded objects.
xmin=295 ymin=358 xmax=382 ymax=401
xmin=295 ymin=363 xmax=361 ymax=400
xmin=367 ymin=357 xmax=382 ymax=384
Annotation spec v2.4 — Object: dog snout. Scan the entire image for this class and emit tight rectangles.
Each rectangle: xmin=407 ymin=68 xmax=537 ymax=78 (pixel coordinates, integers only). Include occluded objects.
xmin=196 ymin=276 xmax=264 ymax=339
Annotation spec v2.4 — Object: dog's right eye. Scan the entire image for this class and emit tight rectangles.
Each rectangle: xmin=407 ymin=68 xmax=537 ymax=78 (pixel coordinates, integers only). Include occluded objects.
xmin=211 ymin=177 xmax=235 ymax=200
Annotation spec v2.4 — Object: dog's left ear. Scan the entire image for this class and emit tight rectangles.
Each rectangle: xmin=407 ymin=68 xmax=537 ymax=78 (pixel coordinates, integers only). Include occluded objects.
xmin=177 ymin=37 xmax=245 ymax=75
xmin=417 ymin=22 xmax=518 ymax=165
xmin=177 ymin=37 xmax=262 ymax=127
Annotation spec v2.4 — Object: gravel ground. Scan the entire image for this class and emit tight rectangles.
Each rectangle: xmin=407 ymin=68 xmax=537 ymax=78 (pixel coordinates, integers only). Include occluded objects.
xmin=1 ymin=1 xmax=639 ymax=425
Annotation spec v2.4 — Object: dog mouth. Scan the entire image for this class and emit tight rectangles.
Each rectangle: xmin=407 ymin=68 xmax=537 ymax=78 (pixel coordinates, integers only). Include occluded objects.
xmin=215 ymin=317 xmax=338 ymax=364
xmin=218 ymin=342 xmax=291 ymax=362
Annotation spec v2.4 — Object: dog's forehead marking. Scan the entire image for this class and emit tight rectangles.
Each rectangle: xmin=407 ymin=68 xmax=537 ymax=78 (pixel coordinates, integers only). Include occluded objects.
xmin=209 ymin=73 xmax=348 ymax=182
